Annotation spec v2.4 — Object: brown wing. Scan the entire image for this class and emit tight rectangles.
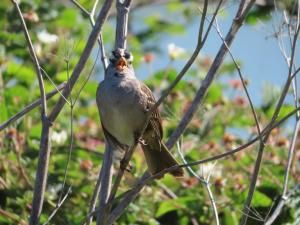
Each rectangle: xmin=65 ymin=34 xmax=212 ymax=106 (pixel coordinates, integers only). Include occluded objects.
xmin=140 ymin=82 xmax=163 ymax=140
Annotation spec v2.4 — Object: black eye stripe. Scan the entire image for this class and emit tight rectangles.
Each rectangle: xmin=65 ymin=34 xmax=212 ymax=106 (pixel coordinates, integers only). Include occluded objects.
xmin=124 ymin=52 xmax=130 ymax=58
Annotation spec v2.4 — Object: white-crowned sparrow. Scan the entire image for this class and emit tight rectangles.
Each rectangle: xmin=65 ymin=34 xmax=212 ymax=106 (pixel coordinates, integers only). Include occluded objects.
xmin=96 ymin=48 xmax=183 ymax=177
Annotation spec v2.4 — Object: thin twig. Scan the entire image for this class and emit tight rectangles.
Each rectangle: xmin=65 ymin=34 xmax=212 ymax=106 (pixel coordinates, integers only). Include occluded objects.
xmin=107 ymin=104 xmax=300 ymax=224
xmin=40 ymin=68 xmax=71 ymax=105
xmin=104 ymin=1 xmax=256 ymax=223
xmin=0 ymin=208 xmax=27 ymax=225
xmin=264 ymin=9 xmax=300 ymax=224
xmin=43 ymin=187 xmax=72 ymax=225
xmin=153 ymin=0 xmax=223 ymax=117
xmin=264 ymin=120 xmax=300 ymax=225
xmin=240 ymin=14 xmax=300 ymax=225
xmin=0 ymin=83 xmax=65 ymax=131
xmin=214 ymin=18 xmax=262 ymax=140
xmin=10 ymin=1 xmax=51 ymax=225
xmin=86 ymin=165 xmax=102 ymax=225
xmin=78 ymin=102 xmax=300 ymax=225
xmin=49 ymin=0 xmax=113 ymax=123
xmin=167 ymin=0 xmax=255 ymax=149
xmin=71 ymin=0 xmax=108 ymax=69
xmin=95 ymin=1 xmax=132 ymax=224
xmin=107 ymin=0 xmax=222 ymax=210
xmin=176 ymin=141 xmax=220 ymax=225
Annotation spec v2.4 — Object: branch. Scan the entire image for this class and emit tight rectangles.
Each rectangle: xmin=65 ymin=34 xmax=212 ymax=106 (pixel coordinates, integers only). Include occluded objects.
xmin=240 ymin=17 xmax=300 ymax=225
xmin=114 ymin=0 xmax=131 ymax=49
xmin=71 ymin=0 xmax=108 ymax=69
xmin=9 ymin=1 xmax=52 ymax=225
xmin=264 ymin=15 xmax=300 ymax=225
xmin=95 ymin=1 xmax=132 ymax=224
xmin=0 ymin=83 xmax=65 ymax=131
xmin=95 ymin=141 xmax=114 ymax=225
xmin=77 ymin=102 xmax=300 ymax=224
xmin=11 ymin=0 xmax=113 ymax=224
xmin=104 ymin=1 xmax=221 ymax=222
xmin=265 ymin=182 xmax=300 ymax=225
xmin=49 ymin=0 xmax=113 ymax=122
xmin=176 ymin=141 xmax=220 ymax=225
xmin=213 ymin=18 xmax=262 ymax=141
xmin=167 ymin=0 xmax=256 ymax=149
xmin=107 ymin=105 xmax=300 ymax=224
xmin=42 ymin=187 xmax=72 ymax=225
xmin=106 ymin=1 xmax=274 ymax=222
xmin=152 ymin=0 xmax=223 ymax=118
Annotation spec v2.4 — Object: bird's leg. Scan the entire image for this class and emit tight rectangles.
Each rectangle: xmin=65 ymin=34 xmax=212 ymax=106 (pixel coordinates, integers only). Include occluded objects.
xmin=120 ymin=159 xmax=133 ymax=172
xmin=120 ymin=146 xmax=133 ymax=172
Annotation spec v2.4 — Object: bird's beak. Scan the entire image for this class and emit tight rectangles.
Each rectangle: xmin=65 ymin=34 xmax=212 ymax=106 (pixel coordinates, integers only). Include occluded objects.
xmin=116 ymin=56 xmax=128 ymax=71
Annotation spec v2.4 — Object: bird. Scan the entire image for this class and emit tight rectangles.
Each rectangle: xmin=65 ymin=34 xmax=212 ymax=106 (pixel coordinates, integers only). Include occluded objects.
xmin=96 ymin=48 xmax=184 ymax=178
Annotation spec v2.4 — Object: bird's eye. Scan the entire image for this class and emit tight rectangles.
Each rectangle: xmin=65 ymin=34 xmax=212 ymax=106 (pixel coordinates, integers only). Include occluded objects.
xmin=124 ymin=51 xmax=131 ymax=59
xmin=112 ymin=50 xmax=119 ymax=58
xmin=109 ymin=57 xmax=116 ymax=64
xmin=124 ymin=51 xmax=133 ymax=64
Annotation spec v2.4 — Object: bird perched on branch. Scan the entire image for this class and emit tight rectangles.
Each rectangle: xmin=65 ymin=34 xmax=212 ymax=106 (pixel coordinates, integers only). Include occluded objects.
xmin=96 ymin=48 xmax=184 ymax=178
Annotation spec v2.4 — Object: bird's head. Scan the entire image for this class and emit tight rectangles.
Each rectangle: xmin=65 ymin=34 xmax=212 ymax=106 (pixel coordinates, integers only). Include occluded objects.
xmin=109 ymin=48 xmax=133 ymax=71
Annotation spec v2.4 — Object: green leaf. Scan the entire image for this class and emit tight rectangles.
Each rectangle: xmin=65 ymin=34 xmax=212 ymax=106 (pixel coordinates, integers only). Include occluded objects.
xmin=206 ymin=83 xmax=223 ymax=103
xmin=165 ymin=23 xmax=185 ymax=34
xmin=29 ymin=123 xmax=42 ymax=139
xmin=156 ymin=197 xmax=195 ymax=217
xmin=56 ymin=70 xmax=69 ymax=82
xmin=222 ymin=207 xmax=238 ymax=225
xmin=246 ymin=6 xmax=272 ymax=25
xmin=0 ymin=102 xmax=8 ymax=123
xmin=83 ymin=81 xmax=98 ymax=96
xmin=5 ymin=61 xmax=35 ymax=85
xmin=252 ymin=191 xmax=272 ymax=207
xmin=278 ymin=104 xmax=295 ymax=121
xmin=56 ymin=8 xmax=78 ymax=28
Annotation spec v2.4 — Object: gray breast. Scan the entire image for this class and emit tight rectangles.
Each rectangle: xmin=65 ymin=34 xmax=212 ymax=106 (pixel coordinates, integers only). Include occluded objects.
xmin=97 ymin=76 xmax=147 ymax=146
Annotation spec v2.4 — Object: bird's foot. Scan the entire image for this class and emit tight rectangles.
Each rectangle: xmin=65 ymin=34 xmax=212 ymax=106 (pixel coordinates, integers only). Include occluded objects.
xmin=138 ymin=138 xmax=148 ymax=146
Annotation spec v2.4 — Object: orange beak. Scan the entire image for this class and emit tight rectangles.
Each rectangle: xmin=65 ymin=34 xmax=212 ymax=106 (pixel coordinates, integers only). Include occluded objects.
xmin=116 ymin=57 xmax=128 ymax=71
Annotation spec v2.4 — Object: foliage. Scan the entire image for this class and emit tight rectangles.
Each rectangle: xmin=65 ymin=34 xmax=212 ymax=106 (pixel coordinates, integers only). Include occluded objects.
xmin=0 ymin=0 xmax=299 ymax=225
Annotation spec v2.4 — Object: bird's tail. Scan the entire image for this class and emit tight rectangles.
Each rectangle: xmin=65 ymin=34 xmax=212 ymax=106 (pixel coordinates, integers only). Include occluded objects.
xmin=141 ymin=140 xmax=184 ymax=178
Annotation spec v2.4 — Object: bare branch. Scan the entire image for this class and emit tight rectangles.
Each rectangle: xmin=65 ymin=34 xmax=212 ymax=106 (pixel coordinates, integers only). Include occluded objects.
xmin=104 ymin=1 xmax=220 ymax=221
xmin=95 ymin=142 xmax=114 ymax=225
xmin=95 ymin=1 xmax=133 ymax=224
xmin=240 ymin=14 xmax=300 ymax=225
xmin=115 ymin=0 xmax=131 ymax=49
xmin=104 ymin=1 xmax=256 ymax=223
xmin=11 ymin=0 xmax=113 ymax=224
xmin=167 ymin=0 xmax=256 ymax=148
xmin=265 ymin=182 xmax=300 ymax=225
xmin=42 ymin=187 xmax=72 ymax=225
xmin=49 ymin=0 xmax=113 ymax=122
xmin=71 ymin=0 xmax=108 ymax=70
xmin=106 ymin=105 xmax=300 ymax=224
xmin=153 ymin=0 xmax=223 ymax=117
xmin=214 ymin=18 xmax=262 ymax=140
xmin=264 ymin=12 xmax=300 ymax=224
xmin=9 ymin=1 xmax=53 ymax=224
xmin=176 ymin=141 xmax=220 ymax=225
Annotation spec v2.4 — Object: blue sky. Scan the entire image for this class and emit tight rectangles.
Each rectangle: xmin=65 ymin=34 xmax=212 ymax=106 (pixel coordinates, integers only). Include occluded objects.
xmin=131 ymin=2 xmax=299 ymax=107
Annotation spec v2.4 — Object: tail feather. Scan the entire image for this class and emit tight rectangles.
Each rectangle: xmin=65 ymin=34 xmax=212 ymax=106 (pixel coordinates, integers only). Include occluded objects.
xmin=141 ymin=142 xmax=184 ymax=178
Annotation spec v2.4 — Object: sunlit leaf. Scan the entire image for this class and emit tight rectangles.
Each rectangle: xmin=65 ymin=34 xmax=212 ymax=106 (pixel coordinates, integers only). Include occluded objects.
xmin=252 ymin=191 xmax=272 ymax=207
